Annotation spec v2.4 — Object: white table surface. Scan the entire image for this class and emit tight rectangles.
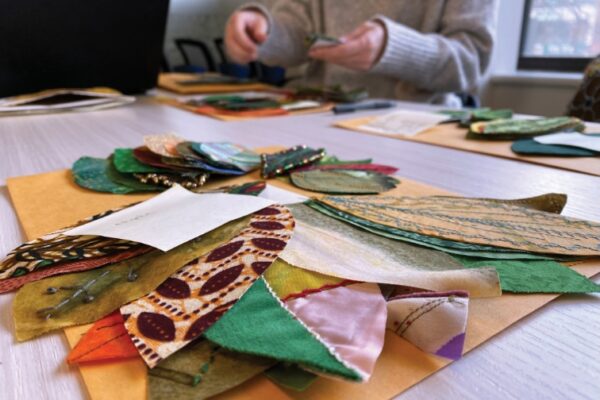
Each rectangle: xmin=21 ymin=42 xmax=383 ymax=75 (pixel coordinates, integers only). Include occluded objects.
xmin=0 ymin=98 xmax=599 ymax=400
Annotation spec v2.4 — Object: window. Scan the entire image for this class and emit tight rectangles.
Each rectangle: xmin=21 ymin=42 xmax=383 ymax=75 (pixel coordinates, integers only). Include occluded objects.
xmin=518 ymin=0 xmax=599 ymax=72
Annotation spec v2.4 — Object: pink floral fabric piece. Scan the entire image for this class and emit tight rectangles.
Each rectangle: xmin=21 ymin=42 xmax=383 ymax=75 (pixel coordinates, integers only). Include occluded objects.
xmin=285 ymin=282 xmax=387 ymax=381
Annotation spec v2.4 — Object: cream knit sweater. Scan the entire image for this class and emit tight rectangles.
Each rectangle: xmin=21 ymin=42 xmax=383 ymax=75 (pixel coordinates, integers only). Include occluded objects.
xmin=245 ymin=0 xmax=498 ymax=105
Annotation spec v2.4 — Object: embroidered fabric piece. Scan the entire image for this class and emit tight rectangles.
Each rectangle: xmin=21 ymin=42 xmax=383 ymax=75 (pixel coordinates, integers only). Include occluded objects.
xmin=386 ymin=291 xmax=469 ymax=360
xmin=160 ymin=154 xmax=245 ymax=176
xmin=13 ymin=216 xmax=252 ymax=341
xmin=72 ymin=157 xmax=141 ymax=194
xmin=468 ymin=116 xmax=584 ymax=140
xmin=0 ymin=247 xmax=150 ymax=294
xmin=315 ymin=195 xmax=600 ymax=256
xmin=148 ymin=338 xmax=274 ymax=400
xmin=290 ymin=169 xmax=399 ymax=194
xmin=260 ymin=145 xmax=326 ymax=178
xmin=0 ymin=205 xmax=142 ymax=281
xmin=143 ymin=133 xmax=185 ymax=158
xmin=295 ymin=162 xmax=398 ymax=175
xmin=457 ymin=257 xmax=600 ymax=293
xmin=67 ymin=311 xmax=139 ymax=364
xmin=282 ymin=204 xmax=501 ymax=297
xmin=204 ymin=278 xmax=362 ymax=381
xmin=121 ymin=205 xmax=294 ymax=368
xmin=306 ymin=200 xmax=558 ymax=260
xmin=285 ymin=283 xmax=387 ymax=381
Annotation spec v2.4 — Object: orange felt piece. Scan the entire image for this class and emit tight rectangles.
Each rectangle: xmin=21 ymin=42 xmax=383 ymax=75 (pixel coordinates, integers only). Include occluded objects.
xmin=67 ymin=312 xmax=139 ymax=364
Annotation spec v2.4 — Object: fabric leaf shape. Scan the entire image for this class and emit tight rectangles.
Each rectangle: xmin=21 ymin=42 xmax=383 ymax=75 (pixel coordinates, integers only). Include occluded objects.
xmin=148 ymin=338 xmax=274 ymax=400
xmin=386 ymin=291 xmax=469 ymax=360
xmin=456 ymin=257 xmax=600 ymax=293
xmin=13 ymin=216 xmax=251 ymax=341
xmin=290 ymin=169 xmax=398 ymax=194
xmin=204 ymin=278 xmax=362 ymax=381
xmin=121 ymin=205 xmax=294 ymax=368
xmin=67 ymin=311 xmax=138 ymax=364
xmin=285 ymin=282 xmax=387 ymax=381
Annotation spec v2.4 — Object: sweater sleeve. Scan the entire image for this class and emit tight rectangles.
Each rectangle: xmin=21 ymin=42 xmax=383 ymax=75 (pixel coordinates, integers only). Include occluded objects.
xmin=240 ymin=1 xmax=315 ymax=67
xmin=371 ymin=0 xmax=498 ymax=93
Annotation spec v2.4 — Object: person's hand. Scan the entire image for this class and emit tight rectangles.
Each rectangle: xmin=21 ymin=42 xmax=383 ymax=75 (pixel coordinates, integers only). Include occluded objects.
xmin=308 ymin=21 xmax=386 ymax=71
xmin=225 ymin=10 xmax=269 ymax=64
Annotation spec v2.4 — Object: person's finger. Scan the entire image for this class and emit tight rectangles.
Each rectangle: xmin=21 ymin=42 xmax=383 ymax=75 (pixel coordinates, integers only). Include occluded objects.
xmin=230 ymin=14 xmax=259 ymax=54
xmin=248 ymin=15 xmax=269 ymax=44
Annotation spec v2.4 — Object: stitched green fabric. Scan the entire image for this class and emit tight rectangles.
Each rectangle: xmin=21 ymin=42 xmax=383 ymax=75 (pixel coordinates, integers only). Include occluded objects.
xmin=467 ymin=116 xmax=584 ymax=140
xmin=105 ymin=157 xmax=163 ymax=192
xmin=512 ymin=136 xmax=600 ymax=157
xmin=13 ymin=216 xmax=251 ymax=341
xmin=455 ymin=256 xmax=600 ymax=293
xmin=290 ymin=169 xmax=398 ymax=194
xmin=148 ymin=338 xmax=274 ymax=400
xmin=204 ymin=278 xmax=361 ymax=381
xmin=306 ymin=201 xmax=556 ymax=260
xmin=265 ymin=364 xmax=318 ymax=391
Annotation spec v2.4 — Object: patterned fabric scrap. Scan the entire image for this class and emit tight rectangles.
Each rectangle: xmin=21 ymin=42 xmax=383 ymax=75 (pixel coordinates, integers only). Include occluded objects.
xmin=290 ymin=169 xmax=398 ymax=194
xmin=204 ymin=278 xmax=362 ymax=381
xmin=121 ymin=205 xmax=294 ymax=368
xmin=468 ymin=116 xmax=584 ymax=140
xmin=387 ymin=291 xmax=469 ymax=360
xmin=143 ymin=133 xmax=185 ymax=158
xmin=191 ymin=142 xmax=261 ymax=172
xmin=316 ymin=195 xmax=600 ymax=256
xmin=295 ymin=162 xmax=398 ymax=175
xmin=14 ymin=215 xmax=252 ymax=341
xmin=261 ymin=145 xmax=326 ymax=178
xmin=148 ymin=338 xmax=274 ymax=400
xmin=285 ymin=283 xmax=387 ymax=381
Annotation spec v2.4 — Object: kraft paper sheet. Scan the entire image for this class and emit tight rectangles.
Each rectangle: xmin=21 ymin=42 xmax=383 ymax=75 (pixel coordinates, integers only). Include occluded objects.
xmin=6 ymin=147 xmax=600 ymax=400
xmin=335 ymin=117 xmax=600 ymax=177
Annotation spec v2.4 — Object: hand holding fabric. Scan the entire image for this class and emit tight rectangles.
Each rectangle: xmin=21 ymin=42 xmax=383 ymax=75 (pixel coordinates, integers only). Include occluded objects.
xmin=309 ymin=21 xmax=386 ymax=71
xmin=225 ymin=10 xmax=269 ymax=64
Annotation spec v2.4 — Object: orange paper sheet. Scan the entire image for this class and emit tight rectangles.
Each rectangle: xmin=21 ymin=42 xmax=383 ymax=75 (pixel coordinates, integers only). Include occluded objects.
xmin=7 ymin=152 xmax=600 ymax=400
xmin=335 ymin=117 xmax=600 ymax=177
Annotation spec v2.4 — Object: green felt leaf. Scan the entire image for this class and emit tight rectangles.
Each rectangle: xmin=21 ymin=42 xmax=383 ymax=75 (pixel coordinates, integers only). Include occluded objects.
xmin=468 ymin=116 xmax=585 ymax=140
xmin=105 ymin=157 xmax=163 ymax=192
xmin=72 ymin=157 xmax=137 ymax=194
xmin=13 ymin=216 xmax=251 ymax=341
xmin=113 ymin=148 xmax=169 ymax=174
xmin=290 ymin=169 xmax=398 ymax=194
xmin=149 ymin=338 xmax=274 ymax=400
xmin=512 ymin=137 xmax=600 ymax=157
xmin=265 ymin=364 xmax=318 ymax=392
xmin=455 ymin=256 xmax=600 ymax=293
xmin=204 ymin=278 xmax=361 ymax=381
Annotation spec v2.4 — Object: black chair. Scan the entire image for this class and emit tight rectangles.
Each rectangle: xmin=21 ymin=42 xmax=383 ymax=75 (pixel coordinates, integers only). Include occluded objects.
xmin=173 ymin=38 xmax=217 ymax=73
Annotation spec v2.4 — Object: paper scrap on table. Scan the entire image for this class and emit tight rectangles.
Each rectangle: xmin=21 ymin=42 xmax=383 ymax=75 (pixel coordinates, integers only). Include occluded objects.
xmin=534 ymin=132 xmax=600 ymax=152
xmin=64 ymin=185 xmax=275 ymax=251
xmin=359 ymin=110 xmax=449 ymax=136
xmin=258 ymin=184 xmax=309 ymax=205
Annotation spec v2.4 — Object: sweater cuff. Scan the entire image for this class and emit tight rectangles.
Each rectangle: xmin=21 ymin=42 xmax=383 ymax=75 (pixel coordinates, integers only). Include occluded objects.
xmin=238 ymin=3 xmax=274 ymax=33
xmin=370 ymin=15 xmax=440 ymax=82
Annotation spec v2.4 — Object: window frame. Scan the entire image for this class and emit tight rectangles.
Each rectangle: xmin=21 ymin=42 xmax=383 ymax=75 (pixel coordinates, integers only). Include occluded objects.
xmin=517 ymin=0 xmax=594 ymax=72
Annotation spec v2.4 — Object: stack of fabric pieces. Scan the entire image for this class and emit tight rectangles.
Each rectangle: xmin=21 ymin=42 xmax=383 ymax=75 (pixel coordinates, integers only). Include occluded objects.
xmin=72 ymin=139 xmax=401 ymax=196
xmin=2 ymin=178 xmax=600 ymax=399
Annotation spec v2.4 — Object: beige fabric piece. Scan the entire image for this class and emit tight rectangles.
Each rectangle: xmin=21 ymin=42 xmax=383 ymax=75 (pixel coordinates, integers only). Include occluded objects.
xmin=280 ymin=221 xmax=501 ymax=298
